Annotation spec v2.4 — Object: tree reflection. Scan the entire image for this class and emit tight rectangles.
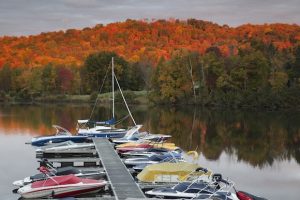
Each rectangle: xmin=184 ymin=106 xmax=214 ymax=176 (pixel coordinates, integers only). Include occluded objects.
xmin=0 ymin=104 xmax=299 ymax=167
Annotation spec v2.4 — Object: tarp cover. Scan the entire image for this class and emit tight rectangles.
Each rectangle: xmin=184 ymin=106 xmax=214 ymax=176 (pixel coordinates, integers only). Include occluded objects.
xmin=32 ymin=175 xmax=81 ymax=188
xmin=137 ymin=162 xmax=211 ymax=183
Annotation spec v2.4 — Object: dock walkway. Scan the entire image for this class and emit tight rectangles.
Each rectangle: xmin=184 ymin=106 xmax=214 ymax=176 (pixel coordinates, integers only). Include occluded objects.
xmin=93 ymin=138 xmax=145 ymax=200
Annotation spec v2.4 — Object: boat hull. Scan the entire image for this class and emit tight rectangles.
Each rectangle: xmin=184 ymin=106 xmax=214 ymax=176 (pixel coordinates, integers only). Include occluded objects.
xmin=78 ymin=131 xmax=126 ymax=138
xmin=18 ymin=180 xmax=106 ymax=198
xmin=31 ymin=136 xmax=89 ymax=147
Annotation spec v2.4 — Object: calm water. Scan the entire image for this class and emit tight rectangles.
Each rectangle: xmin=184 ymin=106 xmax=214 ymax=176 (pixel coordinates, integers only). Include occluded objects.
xmin=0 ymin=104 xmax=299 ymax=200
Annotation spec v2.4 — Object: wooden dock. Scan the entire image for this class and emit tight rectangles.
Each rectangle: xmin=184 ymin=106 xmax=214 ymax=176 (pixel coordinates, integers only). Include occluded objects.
xmin=93 ymin=138 xmax=145 ymax=200
xmin=44 ymin=157 xmax=101 ymax=167
xmin=36 ymin=149 xmax=97 ymax=158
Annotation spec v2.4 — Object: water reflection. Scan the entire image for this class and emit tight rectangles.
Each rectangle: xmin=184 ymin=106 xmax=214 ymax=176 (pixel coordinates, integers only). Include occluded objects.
xmin=0 ymin=104 xmax=299 ymax=168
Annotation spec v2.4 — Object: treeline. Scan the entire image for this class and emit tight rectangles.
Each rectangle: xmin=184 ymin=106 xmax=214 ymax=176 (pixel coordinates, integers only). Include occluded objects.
xmin=1 ymin=43 xmax=300 ymax=109
xmin=0 ymin=52 xmax=146 ymax=101
xmin=150 ymin=44 xmax=300 ymax=109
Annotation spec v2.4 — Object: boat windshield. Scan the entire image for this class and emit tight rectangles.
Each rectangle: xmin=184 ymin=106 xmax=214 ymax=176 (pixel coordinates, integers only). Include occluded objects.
xmin=53 ymin=125 xmax=72 ymax=136
xmin=173 ymin=182 xmax=190 ymax=192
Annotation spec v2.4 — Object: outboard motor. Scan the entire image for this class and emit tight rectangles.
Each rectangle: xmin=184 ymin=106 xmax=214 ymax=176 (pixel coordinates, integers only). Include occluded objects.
xmin=38 ymin=158 xmax=54 ymax=169
xmin=212 ymin=173 xmax=223 ymax=182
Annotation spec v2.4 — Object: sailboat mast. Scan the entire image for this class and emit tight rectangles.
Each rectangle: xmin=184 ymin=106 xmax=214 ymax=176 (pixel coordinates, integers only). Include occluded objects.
xmin=112 ymin=57 xmax=115 ymax=119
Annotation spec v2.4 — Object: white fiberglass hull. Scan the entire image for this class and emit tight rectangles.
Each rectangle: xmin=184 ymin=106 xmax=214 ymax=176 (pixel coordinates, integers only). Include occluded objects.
xmin=124 ymin=158 xmax=158 ymax=166
xmin=18 ymin=181 xmax=106 ymax=199
xmin=146 ymin=190 xmax=239 ymax=199
xmin=36 ymin=143 xmax=94 ymax=153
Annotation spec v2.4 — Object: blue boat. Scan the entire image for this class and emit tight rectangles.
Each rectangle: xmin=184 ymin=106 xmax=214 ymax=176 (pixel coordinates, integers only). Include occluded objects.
xmin=31 ymin=125 xmax=89 ymax=147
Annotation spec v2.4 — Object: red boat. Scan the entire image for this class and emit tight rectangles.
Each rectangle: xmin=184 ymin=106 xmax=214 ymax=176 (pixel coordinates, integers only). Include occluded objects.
xmin=117 ymin=143 xmax=153 ymax=154
xmin=18 ymin=167 xmax=107 ymax=199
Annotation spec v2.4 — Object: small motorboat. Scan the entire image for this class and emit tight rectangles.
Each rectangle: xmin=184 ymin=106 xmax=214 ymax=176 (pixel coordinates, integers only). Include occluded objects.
xmin=77 ymin=120 xmax=128 ymax=138
xmin=13 ymin=159 xmax=105 ymax=187
xmin=111 ymin=125 xmax=146 ymax=144
xmin=30 ymin=125 xmax=89 ymax=147
xmin=114 ymin=133 xmax=172 ymax=145
xmin=117 ymin=143 xmax=153 ymax=154
xmin=116 ymin=142 xmax=179 ymax=154
xmin=124 ymin=152 xmax=183 ymax=167
xmin=145 ymin=174 xmax=238 ymax=199
xmin=18 ymin=173 xmax=107 ymax=199
xmin=121 ymin=147 xmax=175 ymax=158
xmin=137 ymin=162 xmax=212 ymax=184
xmin=36 ymin=141 xmax=95 ymax=153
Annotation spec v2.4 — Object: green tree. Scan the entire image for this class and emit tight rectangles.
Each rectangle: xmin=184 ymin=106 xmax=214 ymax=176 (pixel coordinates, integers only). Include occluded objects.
xmin=42 ymin=64 xmax=56 ymax=94
xmin=240 ymin=51 xmax=271 ymax=91
xmin=269 ymin=71 xmax=288 ymax=91
xmin=156 ymin=51 xmax=192 ymax=103
xmin=0 ymin=64 xmax=12 ymax=93
xmin=83 ymin=51 xmax=129 ymax=93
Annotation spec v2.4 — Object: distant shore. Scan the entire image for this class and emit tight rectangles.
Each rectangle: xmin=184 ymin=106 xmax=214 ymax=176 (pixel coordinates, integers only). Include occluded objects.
xmin=0 ymin=90 xmax=149 ymax=105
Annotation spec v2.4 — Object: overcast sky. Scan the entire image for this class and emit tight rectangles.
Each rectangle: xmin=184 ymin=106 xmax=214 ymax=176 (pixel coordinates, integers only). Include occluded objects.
xmin=0 ymin=0 xmax=299 ymax=36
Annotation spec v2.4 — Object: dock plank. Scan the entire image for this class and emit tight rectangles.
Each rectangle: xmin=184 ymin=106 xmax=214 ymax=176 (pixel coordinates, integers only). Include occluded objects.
xmin=93 ymin=138 xmax=145 ymax=200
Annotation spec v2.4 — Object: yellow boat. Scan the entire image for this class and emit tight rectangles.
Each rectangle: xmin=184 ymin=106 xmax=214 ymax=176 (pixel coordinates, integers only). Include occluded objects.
xmin=137 ymin=162 xmax=212 ymax=183
xmin=115 ymin=142 xmax=179 ymax=151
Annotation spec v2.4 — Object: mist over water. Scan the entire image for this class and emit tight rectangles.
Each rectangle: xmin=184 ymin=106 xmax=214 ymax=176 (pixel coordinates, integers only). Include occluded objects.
xmin=0 ymin=104 xmax=299 ymax=199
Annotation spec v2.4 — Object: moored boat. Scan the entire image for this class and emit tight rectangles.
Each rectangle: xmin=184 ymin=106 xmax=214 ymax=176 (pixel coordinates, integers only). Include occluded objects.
xmin=17 ymin=174 xmax=107 ymax=199
xmin=30 ymin=125 xmax=89 ymax=147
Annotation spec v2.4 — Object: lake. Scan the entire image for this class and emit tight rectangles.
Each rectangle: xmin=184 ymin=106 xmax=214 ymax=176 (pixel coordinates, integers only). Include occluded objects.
xmin=0 ymin=104 xmax=299 ymax=200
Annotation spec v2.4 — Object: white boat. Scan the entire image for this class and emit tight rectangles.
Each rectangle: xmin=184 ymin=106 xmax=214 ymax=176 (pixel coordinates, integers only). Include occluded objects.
xmin=122 ymin=148 xmax=172 ymax=158
xmin=114 ymin=133 xmax=172 ymax=145
xmin=36 ymin=141 xmax=95 ymax=154
xmin=124 ymin=152 xmax=183 ymax=167
xmin=18 ymin=174 xmax=107 ymax=199
xmin=146 ymin=175 xmax=239 ymax=199
xmin=13 ymin=160 xmax=105 ymax=187
xmin=112 ymin=125 xmax=146 ymax=144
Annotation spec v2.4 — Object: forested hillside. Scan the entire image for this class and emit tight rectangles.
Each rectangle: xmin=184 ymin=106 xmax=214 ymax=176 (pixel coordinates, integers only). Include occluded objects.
xmin=0 ymin=19 xmax=300 ymax=108
xmin=1 ymin=19 xmax=299 ymax=67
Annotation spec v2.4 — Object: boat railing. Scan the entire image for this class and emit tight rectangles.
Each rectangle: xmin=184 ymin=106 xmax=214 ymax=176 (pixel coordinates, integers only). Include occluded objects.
xmin=191 ymin=175 xmax=235 ymax=199
xmin=181 ymin=166 xmax=212 ymax=183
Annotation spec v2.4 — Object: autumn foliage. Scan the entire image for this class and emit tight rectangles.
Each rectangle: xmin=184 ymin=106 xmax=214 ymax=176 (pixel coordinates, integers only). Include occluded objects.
xmin=0 ymin=19 xmax=300 ymax=68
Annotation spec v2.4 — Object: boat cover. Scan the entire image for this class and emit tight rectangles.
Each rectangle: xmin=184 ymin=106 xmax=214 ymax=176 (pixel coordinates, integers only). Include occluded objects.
xmin=32 ymin=175 xmax=81 ymax=188
xmin=137 ymin=162 xmax=212 ymax=183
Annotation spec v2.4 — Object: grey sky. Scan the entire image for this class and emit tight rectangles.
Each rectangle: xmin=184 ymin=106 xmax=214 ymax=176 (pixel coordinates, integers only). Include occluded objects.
xmin=0 ymin=0 xmax=299 ymax=36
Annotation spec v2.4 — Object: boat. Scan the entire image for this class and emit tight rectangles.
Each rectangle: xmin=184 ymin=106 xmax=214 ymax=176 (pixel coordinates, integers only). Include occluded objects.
xmin=13 ymin=159 xmax=105 ymax=187
xmin=113 ymin=133 xmax=172 ymax=145
xmin=124 ymin=152 xmax=183 ymax=167
xmin=137 ymin=162 xmax=212 ymax=184
xmin=116 ymin=141 xmax=179 ymax=153
xmin=121 ymin=147 xmax=178 ymax=158
xmin=77 ymin=57 xmax=141 ymax=138
xmin=77 ymin=120 xmax=127 ymax=138
xmin=17 ymin=171 xmax=107 ymax=199
xmin=36 ymin=141 xmax=95 ymax=154
xmin=145 ymin=175 xmax=238 ymax=199
xmin=132 ymin=154 xmax=184 ymax=173
xmin=30 ymin=125 xmax=89 ymax=147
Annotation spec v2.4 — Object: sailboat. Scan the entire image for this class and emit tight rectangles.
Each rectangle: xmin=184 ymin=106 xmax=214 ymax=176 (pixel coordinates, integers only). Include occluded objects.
xmin=77 ymin=57 xmax=141 ymax=138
